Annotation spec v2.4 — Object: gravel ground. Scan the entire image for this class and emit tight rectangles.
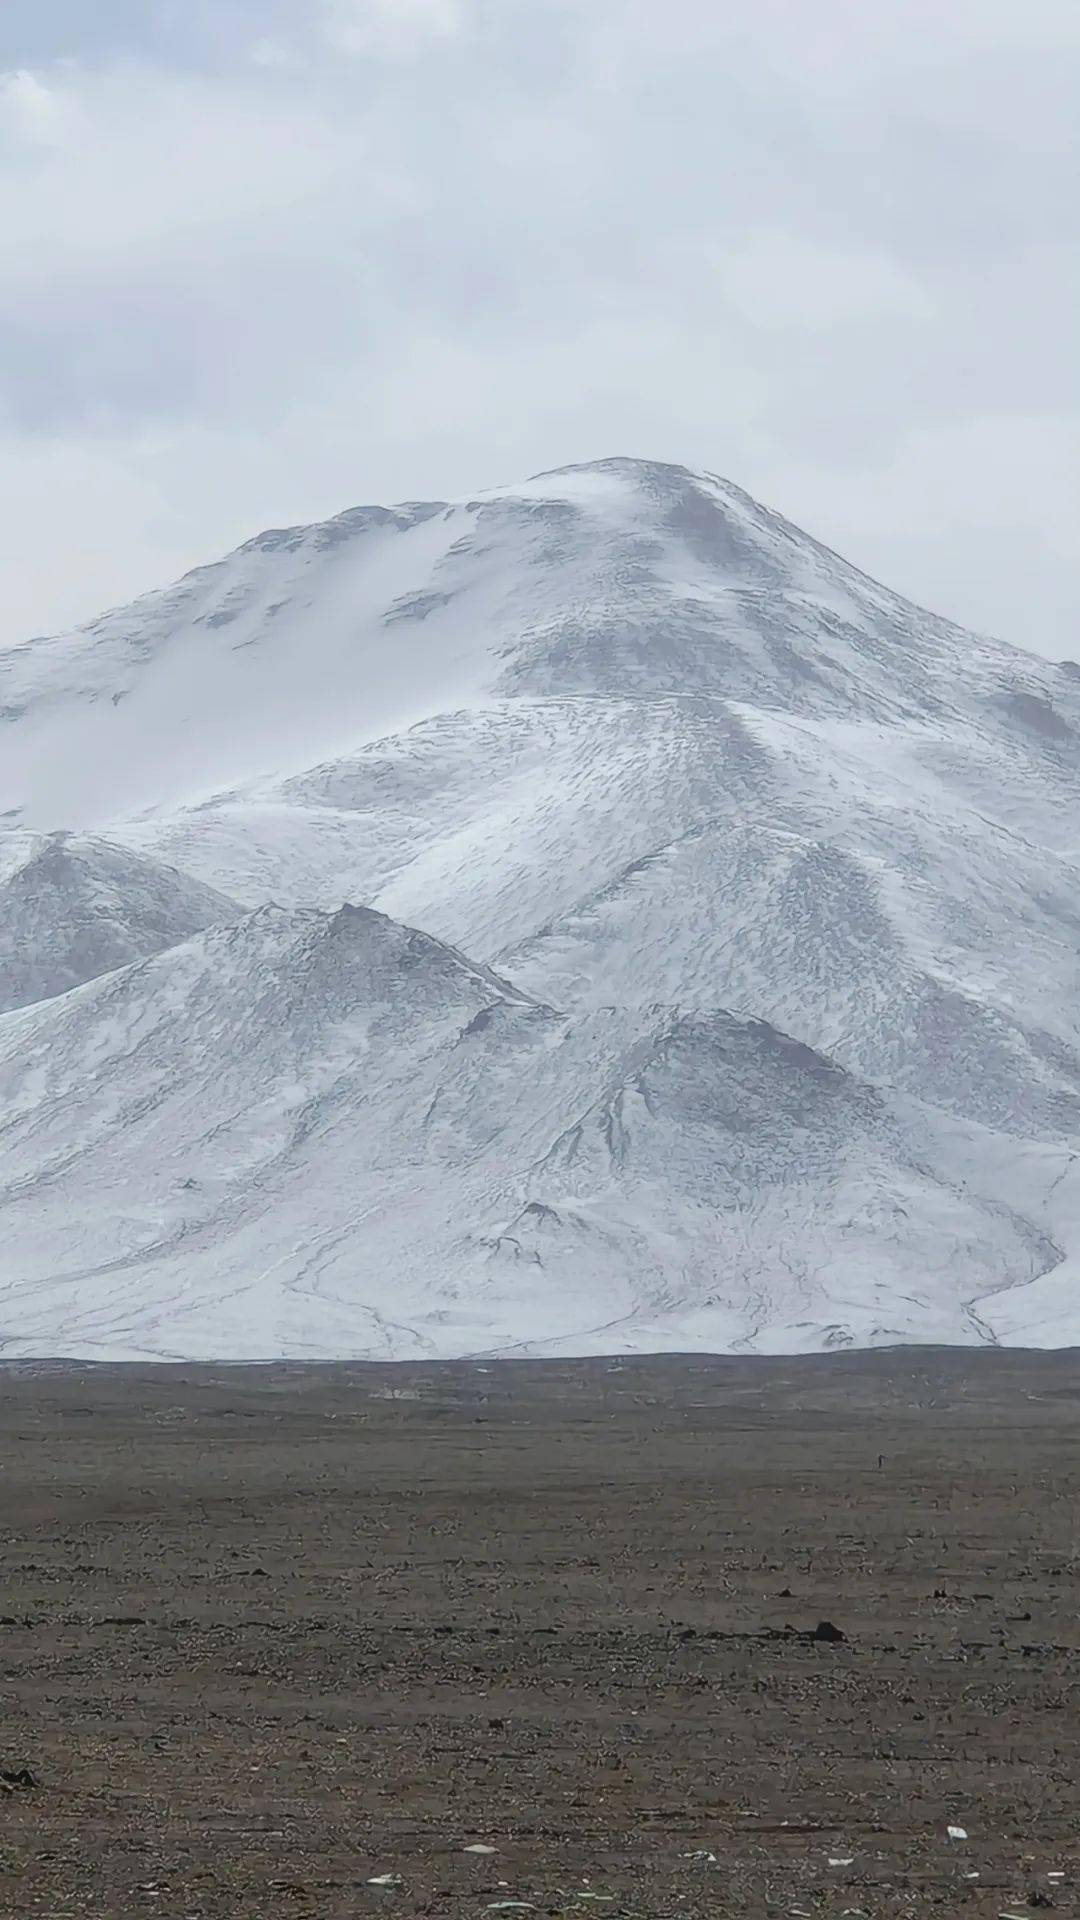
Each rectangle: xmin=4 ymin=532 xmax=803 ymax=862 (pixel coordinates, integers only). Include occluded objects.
xmin=0 ymin=1350 xmax=1077 ymax=1917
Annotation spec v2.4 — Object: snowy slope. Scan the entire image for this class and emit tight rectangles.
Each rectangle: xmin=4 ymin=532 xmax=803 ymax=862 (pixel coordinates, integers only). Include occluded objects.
xmin=3 ymin=456 xmax=1080 ymax=1356
xmin=9 ymin=457 xmax=1078 ymax=836
xmin=0 ymin=832 xmax=241 ymax=1014
xmin=0 ymin=902 xmax=1062 ymax=1360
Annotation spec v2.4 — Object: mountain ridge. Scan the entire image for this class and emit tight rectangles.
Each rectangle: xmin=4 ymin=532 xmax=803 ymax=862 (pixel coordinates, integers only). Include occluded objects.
xmin=0 ymin=831 xmax=241 ymax=1014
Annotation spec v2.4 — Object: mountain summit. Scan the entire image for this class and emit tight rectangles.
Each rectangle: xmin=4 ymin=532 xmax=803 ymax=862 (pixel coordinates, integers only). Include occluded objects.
xmin=2 ymin=458 xmax=1079 ymax=1358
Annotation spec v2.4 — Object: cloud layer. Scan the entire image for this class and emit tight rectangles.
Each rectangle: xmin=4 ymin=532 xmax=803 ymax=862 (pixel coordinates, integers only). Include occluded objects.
xmin=0 ymin=0 xmax=1077 ymax=656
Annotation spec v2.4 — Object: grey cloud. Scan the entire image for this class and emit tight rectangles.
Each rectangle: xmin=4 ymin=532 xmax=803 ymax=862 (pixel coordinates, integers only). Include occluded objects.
xmin=0 ymin=0 xmax=296 ymax=70
xmin=0 ymin=0 xmax=1076 ymax=657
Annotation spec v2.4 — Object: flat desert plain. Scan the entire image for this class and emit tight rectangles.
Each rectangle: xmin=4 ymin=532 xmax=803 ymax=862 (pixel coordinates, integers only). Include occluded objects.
xmin=0 ymin=1352 xmax=1076 ymax=1917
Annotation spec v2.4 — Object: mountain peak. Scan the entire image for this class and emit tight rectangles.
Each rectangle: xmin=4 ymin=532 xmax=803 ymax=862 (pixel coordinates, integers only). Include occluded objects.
xmin=0 ymin=834 xmax=240 ymax=1013
xmin=524 ymin=453 xmax=705 ymax=486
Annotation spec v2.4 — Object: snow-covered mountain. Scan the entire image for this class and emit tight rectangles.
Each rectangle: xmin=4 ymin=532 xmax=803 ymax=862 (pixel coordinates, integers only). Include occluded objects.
xmin=3 ymin=456 xmax=1080 ymax=1357
xmin=0 ymin=901 xmax=1058 ymax=1359
xmin=0 ymin=832 xmax=240 ymax=1013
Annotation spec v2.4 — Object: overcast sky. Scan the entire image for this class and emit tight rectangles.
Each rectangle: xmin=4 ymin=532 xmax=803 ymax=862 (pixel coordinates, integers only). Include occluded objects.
xmin=1 ymin=0 xmax=1077 ymax=657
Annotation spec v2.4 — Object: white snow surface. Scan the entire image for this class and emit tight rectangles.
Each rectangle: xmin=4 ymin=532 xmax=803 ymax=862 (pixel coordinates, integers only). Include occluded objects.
xmin=2 ymin=455 xmax=1080 ymax=1358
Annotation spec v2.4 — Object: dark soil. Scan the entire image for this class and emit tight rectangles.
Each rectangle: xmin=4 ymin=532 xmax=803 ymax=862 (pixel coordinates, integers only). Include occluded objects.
xmin=1 ymin=1349 xmax=1078 ymax=1916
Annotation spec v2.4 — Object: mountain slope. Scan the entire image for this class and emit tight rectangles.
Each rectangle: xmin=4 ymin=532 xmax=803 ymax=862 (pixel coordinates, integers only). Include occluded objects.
xmin=8 ymin=457 xmax=1078 ymax=834
xmin=0 ymin=902 xmax=1060 ymax=1360
xmin=0 ymin=832 xmax=241 ymax=1013
xmin=3 ymin=456 xmax=1080 ymax=1356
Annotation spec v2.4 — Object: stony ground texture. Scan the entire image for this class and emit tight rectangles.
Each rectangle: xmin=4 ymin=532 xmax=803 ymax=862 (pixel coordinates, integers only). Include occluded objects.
xmin=0 ymin=1351 xmax=1076 ymax=1917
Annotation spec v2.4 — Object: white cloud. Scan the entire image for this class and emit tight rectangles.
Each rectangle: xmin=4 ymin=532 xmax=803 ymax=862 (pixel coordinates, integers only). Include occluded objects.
xmin=585 ymin=0 xmax=1080 ymax=79
xmin=711 ymin=235 xmax=934 ymax=329
xmin=0 ymin=67 xmax=366 ymax=255
xmin=322 ymin=0 xmax=464 ymax=55
xmin=0 ymin=432 xmax=176 ymax=642
xmin=0 ymin=68 xmax=69 ymax=146
xmin=249 ymin=39 xmax=301 ymax=70
xmin=764 ymin=413 xmax=1080 ymax=654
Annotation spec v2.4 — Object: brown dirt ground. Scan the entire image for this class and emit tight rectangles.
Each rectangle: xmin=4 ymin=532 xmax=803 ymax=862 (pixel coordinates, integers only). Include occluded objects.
xmin=0 ymin=1350 xmax=1078 ymax=1918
